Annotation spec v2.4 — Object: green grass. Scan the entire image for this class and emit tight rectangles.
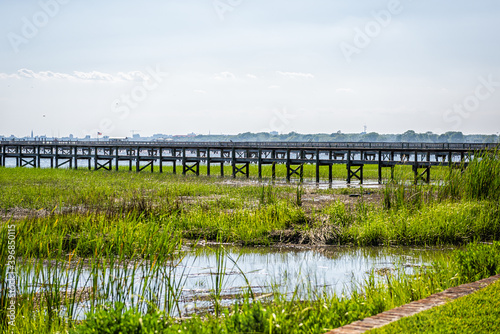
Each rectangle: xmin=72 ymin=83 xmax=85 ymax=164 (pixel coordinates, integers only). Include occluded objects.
xmin=369 ymin=278 xmax=500 ymax=334
xmin=13 ymin=213 xmax=183 ymax=258
xmin=0 ymin=163 xmax=451 ymax=211
xmin=370 ymin=241 xmax=500 ymax=333
xmin=1 ymin=152 xmax=500 ymax=333
xmin=1 ymin=153 xmax=500 ymax=251
xmin=343 ymin=200 xmax=500 ymax=246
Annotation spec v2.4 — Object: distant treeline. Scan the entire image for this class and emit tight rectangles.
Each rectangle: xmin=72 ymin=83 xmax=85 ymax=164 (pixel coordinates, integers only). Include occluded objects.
xmin=178 ymin=130 xmax=499 ymax=143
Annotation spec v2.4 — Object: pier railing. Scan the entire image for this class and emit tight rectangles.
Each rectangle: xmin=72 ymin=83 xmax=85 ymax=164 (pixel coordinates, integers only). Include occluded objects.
xmin=1 ymin=140 xmax=497 ymax=149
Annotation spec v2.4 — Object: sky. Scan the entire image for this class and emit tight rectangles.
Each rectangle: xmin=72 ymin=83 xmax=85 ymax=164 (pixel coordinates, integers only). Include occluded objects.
xmin=0 ymin=0 xmax=499 ymax=138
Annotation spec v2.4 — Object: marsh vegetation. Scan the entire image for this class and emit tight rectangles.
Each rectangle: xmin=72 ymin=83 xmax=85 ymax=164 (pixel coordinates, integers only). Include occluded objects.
xmin=1 ymin=151 xmax=499 ymax=333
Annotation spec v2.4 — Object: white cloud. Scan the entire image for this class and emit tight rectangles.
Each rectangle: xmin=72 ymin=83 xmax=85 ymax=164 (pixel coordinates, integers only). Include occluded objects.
xmin=0 ymin=73 xmax=20 ymax=79
xmin=0 ymin=69 xmax=153 ymax=82
xmin=276 ymin=71 xmax=314 ymax=79
xmin=38 ymin=71 xmax=73 ymax=80
xmin=194 ymin=89 xmax=208 ymax=94
xmin=214 ymin=71 xmax=236 ymax=80
xmin=336 ymin=88 xmax=355 ymax=94
xmin=246 ymin=74 xmax=258 ymax=79
xmin=268 ymin=85 xmax=280 ymax=89
xmin=73 ymin=71 xmax=118 ymax=81
xmin=17 ymin=69 xmax=37 ymax=79
xmin=117 ymin=71 xmax=149 ymax=81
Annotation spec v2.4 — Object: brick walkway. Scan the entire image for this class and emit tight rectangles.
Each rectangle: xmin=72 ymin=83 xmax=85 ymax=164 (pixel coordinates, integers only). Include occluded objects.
xmin=325 ymin=273 xmax=500 ymax=334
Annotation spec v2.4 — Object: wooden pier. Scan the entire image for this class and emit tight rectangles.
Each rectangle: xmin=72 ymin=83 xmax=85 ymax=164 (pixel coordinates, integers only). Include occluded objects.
xmin=1 ymin=141 xmax=497 ymax=184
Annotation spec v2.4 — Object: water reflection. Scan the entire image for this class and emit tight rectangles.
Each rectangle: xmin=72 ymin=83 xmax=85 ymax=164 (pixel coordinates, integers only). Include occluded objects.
xmin=19 ymin=245 xmax=455 ymax=319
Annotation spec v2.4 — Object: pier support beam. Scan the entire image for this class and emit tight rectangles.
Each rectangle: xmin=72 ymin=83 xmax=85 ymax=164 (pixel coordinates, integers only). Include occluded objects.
xmin=258 ymin=149 xmax=262 ymax=179
xmin=206 ymin=149 xmax=211 ymax=176
xmin=93 ymin=147 xmax=98 ymax=170
xmin=20 ymin=157 xmax=36 ymax=168
xmin=138 ymin=160 xmax=154 ymax=173
xmin=233 ymin=163 xmax=249 ymax=178
xmin=183 ymin=162 xmax=199 ymax=175
xmin=73 ymin=147 xmax=78 ymax=170
xmin=315 ymin=149 xmax=320 ymax=183
xmin=136 ymin=147 xmax=141 ymax=172
xmin=413 ymin=164 xmax=430 ymax=184
xmin=96 ymin=159 xmax=112 ymax=171
xmin=159 ymin=149 xmax=163 ymax=173
xmin=378 ymin=164 xmax=395 ymax=184
xmin=347 ymin=164 xmax=364 ymax=184
xmin=286 ymin=164 xmax=304 ymax=182
xmin=231 ymin=147 xmax=237 ymax=178
xmin=56 ymin=158 xmax=72 ymax=169
xmin=181 ymin=148 xmax=186 ymax=175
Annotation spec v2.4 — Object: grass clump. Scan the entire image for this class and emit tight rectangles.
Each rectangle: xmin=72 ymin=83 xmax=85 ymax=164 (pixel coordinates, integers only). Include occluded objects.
xmin=453 ymin=241 xmax=500 ymax=282
xmin=69 ymin=302 xmax=170 ymax=334
xmin=345 ymin=201 xmax=500 ymax=246
xmin=440 ymin=150 xmax=500 ymax=202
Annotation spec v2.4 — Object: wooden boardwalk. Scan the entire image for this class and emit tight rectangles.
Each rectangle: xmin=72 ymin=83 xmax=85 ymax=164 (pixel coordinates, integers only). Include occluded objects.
xmin=1 ymin=141 xmax=497 ymax=183
xmin=326 ymin=273 xmax=500 ymax=333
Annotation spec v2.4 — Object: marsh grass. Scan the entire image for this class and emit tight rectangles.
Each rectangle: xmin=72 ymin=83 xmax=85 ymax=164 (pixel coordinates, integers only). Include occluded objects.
xmin=70 ymin=242 xmax=500 ymax=334
xmin=0 ymin=163 xmax=447 ymax=213
xmin=439 ymin=150 xmax=500 ymax=202
xmin=1 ymin=150 xmax=500 ymax=332
xmin=6 ymin=247 xmax=190 ymax=332
xmin=2 ymin=152 xmax=500 ymax=250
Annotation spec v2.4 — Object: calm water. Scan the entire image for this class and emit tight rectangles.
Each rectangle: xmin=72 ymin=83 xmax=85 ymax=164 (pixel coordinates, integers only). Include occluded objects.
xmin=20 ymin=245 xmax=455 ymax=318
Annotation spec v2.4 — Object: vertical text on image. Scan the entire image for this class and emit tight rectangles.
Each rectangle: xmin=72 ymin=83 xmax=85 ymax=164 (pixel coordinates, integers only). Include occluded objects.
xmin=6 ymin=224 xmax=17 ymax=330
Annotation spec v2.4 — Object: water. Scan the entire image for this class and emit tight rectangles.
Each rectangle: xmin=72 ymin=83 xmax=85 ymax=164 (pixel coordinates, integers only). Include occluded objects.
xmin=18 ymin=245 xmax=455 ymax=319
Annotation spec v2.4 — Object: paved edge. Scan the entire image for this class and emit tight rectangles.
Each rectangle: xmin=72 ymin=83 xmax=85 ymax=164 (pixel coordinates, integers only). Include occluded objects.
xmin=325 ymin=273 xmax=500 ymax=334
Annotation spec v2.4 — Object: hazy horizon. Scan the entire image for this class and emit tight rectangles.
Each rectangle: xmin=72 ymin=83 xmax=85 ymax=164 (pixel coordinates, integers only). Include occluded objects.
xmin=1 ymin=0 xmax=499 ymax=138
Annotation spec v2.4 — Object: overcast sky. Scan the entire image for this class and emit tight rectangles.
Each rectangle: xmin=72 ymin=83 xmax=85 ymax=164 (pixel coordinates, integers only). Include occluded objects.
xmin=1 ymin=0 xmax=499 ymax=138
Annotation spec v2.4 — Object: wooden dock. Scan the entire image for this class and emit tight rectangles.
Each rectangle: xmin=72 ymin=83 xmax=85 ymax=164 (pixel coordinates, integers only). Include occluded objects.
xmin=1 ymin=141 xmax=497 ymax=184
